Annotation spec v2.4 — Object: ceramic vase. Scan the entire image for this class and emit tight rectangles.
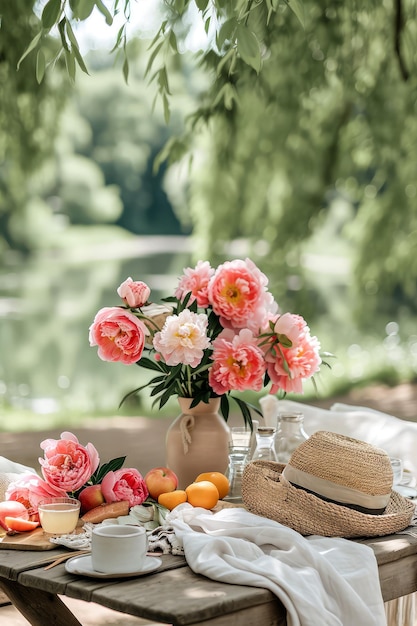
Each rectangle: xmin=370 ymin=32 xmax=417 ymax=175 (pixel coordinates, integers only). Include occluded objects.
xmin=165 ymin=397 xmax=230 ymax=489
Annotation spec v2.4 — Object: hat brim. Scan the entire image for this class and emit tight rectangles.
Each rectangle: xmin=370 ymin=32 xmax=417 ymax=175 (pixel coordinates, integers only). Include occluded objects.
xmin=242 ymin=460 xmax=415 ymax=538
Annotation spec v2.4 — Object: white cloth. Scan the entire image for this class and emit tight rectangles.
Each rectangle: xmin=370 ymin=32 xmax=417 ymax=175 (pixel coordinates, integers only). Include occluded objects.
xmin=278 ymin=399 xmax=417 ymax=475
xmin=0 ymin=456 xmax=37 ymax=501
xmin=168 ymin=504 xmax=386 ymax=626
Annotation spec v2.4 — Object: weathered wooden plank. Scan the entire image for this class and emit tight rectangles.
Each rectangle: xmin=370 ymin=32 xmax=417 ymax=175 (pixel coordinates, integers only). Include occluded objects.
xmin=193 ymin=601 xmax=287 ymax=626
xmin=17 ymin=553 xmax=187 ymax=601
xmin=378 ymin=554 xmax=417 ymax=602
xmin=361 ymin=533 xmax=417 ymax=566
xmin=0 ymin=588 xmax=11 ymax=606
xmin=89 ymin=566 xmax=280 ymax=626
xmin=0 ymin=579 xmax=82 ymax=626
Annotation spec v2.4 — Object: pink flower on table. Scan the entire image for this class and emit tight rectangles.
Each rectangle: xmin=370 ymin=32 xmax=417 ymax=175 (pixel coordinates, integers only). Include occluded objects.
xmin=6 ymin=473 xmax=67 ymax=517
xmin=101 ymin=468 xmax=149 ymax=507
xmin=209 ymin=328 xmax=267 ymax=394
xmin=208 ymin=258 xmax=277 ymax=331
xmin=89 ymin=306 xmax=149 ymax=365
xmin=265 ymin=328 xmax=322 ymax=394
xmin=175 ymin=261 xmax=214 ymax=308
xmin=117 ymin=277 xmax=151 ymax=308
xmin=153 ymin=309 xmax=210 ymax=367
xmin=39 ymin=432 xmax=100 ymax=493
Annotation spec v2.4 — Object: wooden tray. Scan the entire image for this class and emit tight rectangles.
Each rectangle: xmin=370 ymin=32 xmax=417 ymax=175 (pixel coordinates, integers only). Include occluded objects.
xmin=0 ymin=527 xmax=57 ymax=550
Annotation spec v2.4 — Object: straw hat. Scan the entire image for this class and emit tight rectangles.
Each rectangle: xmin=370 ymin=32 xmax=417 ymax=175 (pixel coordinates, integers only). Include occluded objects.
xmin=242 ymin=431 xmax=415 ymax=537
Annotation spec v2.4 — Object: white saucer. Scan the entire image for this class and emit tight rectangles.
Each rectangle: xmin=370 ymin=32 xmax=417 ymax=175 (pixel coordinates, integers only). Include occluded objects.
xmin=65 ymin=554 xmax=162 ymax=578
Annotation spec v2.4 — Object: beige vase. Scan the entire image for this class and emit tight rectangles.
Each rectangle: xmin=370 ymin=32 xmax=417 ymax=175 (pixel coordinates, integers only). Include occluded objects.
xmin=165 ymin=397 xmax=230 ymax=490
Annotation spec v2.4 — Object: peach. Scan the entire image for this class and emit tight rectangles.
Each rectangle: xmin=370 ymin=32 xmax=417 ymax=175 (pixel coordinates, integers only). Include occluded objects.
xmin=78 ymin=484 xmax=105 ymax=514
xmin=144 ymin=467 xmax=178 ymax=500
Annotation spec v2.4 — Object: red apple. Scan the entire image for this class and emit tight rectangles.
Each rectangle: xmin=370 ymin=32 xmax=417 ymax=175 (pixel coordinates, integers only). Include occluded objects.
xmin=78 ymin=484 xmax=105 ymax=514
xmin=144 ymin=467 xmax=178 ymax=500
xmin=0 ymin=501 xmax=29 ymax=531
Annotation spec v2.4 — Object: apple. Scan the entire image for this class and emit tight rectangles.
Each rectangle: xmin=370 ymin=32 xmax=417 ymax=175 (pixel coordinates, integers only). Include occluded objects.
xmin=78 ymin=484 xmax=105 ymax=514
xmin=144 ymin=467 xmax=178 ymax=500
xmin=0 ymin=501 xmax=29 ymax=531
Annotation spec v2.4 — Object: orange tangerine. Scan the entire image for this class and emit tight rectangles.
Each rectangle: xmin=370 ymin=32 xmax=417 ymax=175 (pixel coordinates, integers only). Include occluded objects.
xmin=158 ymin=490 xmax=187 ymax=511
xmin=195 ymin=472 xmax=229 ymax=499
xmin=185 ymin=480 xmax=219 ymax=510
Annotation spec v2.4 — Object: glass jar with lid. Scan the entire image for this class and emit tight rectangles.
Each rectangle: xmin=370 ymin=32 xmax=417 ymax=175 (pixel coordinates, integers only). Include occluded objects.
xmin=252 ymin=426 xmax=277 ymax=462
xmin=274 ymin=411 xmax=308 ymax=463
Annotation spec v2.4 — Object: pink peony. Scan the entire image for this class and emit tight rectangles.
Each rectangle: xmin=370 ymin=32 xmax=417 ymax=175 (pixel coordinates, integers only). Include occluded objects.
xmin=117 ymin=277 xmax=151 ymax=308
xmin=101 ymin=468 xmax=149 ymax=507
xmin=273 ymin=312 xmax=308 ymax=346
xmin=39 ymin=432 xmax=100 ymax=493
xmin=6 ymin=473 xmax=67 ymax=519
xmin=209 ymin=328 xmax=267 ymax=394
xmin=175 ymin=260 xmax=214 ymax=308
xmin=208 ymin=258 xmax=277 ymax=331
xmin=265 ymin=330 xmax=322 ymax=394
xmin=153 ymin=309 xmax=210 ymax=367
xmin=89 ymin=306 xmax=149 ymax=365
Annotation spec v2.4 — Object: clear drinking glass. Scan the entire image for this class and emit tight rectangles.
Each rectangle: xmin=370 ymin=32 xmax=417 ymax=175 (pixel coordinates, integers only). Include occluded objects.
xmin=390 ymin=457 xmax=403 ymax=485
xmin=224 ymin=427 xmax=252 ymax=502
xmin=38 ymin=497 xmax=81 ymax=536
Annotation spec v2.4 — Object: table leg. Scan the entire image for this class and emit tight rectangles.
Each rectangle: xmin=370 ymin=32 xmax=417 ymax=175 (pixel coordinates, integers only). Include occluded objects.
xmin=0 ymin=579 xmax=82 ymax=626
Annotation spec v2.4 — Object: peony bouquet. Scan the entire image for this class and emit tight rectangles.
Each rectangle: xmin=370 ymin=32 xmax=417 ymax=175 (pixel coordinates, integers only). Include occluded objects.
xmin=5 ymin=432 xmax=149 ymax=522
xmin=89 ymin=258 xmax=323 ymax=426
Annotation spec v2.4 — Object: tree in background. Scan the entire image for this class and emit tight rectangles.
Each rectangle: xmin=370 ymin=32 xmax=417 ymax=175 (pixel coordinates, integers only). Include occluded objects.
xmin=0 ymin=0 xmax=69 ymax=255
xmin=4 ymin=0 xmax=417 ymax=326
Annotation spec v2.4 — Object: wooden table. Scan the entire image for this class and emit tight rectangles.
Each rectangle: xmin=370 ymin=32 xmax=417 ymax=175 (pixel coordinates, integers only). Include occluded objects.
xmin=1 ymin=531 xmax=417 ymax=626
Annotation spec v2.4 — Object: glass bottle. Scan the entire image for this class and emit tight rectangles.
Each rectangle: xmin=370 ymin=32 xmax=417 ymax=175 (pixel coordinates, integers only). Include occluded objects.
xmin=224 ymin=427 xmax=252 ymax=502
xmin=252 ymin=426 xmax=277 ymax=461
xmin=274 ymin=412 xmax=308 ymax=463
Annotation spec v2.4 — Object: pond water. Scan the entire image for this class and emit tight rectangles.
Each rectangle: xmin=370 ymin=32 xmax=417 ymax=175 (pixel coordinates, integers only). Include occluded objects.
xmin=2 ymin=234 xmax=415 ymax=420
xmin=0 ymin=236 xmax=193 ymax=416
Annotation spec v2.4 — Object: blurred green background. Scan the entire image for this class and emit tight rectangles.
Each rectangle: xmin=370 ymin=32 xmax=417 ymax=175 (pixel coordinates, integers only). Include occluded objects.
xmin=1 ymin=0 xmax=417 ymax=430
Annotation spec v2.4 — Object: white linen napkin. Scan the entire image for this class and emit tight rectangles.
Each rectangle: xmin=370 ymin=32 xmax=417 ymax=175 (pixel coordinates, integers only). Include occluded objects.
xmin=168 ymin=504 xmax=386 ymax=626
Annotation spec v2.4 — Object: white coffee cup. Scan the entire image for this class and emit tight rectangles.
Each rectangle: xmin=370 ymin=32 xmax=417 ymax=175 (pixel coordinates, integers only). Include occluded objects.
xmin=91 ymin=524 xmax=148 ymax=574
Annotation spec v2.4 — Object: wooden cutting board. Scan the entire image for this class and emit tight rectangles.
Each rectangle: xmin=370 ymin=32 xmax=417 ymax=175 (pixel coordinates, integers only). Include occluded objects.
xmin=0 ymin=527 xmax=57 ymax=550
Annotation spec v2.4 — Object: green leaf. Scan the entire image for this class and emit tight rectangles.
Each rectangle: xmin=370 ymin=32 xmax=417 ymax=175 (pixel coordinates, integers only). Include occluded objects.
xmin=35 ymin=49 xmax=46 ymax=84
xmin=195 ymin=0 xmax=209 ymax=10
xmin=17 ymin=30 xmax=43 ymax=70
xmin=276 ymin=333 xmax=292 ymax=348
xmin=70 ymin=0 xmax=95 ymax=19
xmin=92 ymin=456 xmax=126 ymax=484
xmin=64 ymin=49 xmax=76 ymax=82
xmin=42 ymin=0 xmax=62 ymax=29
xmin=145 ymin=41 xmax=164 ymax=78
xmin=216 ymin=18 xmax=236 ymax=50
xmin=220 ymin=395 xmax=230 ymax=421
xmin=65 ymin=18 xmax=80 ymax=50
xmin=137 ymin=356 xmax=165 ymax=373
xmin=122 ymin=56 xmax=129 ymax=83
xmin=236 ymin=23 xmax=261 ymax=73
xmin=286 ymin=0 xmax=305 ymax=28
xmin=147 ymin=21 xmax=167 ymax=51
xmin=163 ymin=93 xmax=170 ymax=124
xmin=169 ymin=30 xmax=178 ymax=53
xmin=231 ymin=396 xmax=253 ymax=430
xmin=158 ymin=67 xmax=171 ymax=95
xmin=72 ymin=44 xmax=89 ymax=74
xmin=95 ymin=0 xmax=114 ymax=26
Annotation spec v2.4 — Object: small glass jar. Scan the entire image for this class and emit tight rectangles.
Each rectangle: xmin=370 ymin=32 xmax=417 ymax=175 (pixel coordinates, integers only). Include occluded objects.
xmin=224 ymin=427 xmax=252 ymax=502
xmin=274 ymin=412 xmax=308 ymax=463
xmin=252 ymin=426 xmax=277 ymax=462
